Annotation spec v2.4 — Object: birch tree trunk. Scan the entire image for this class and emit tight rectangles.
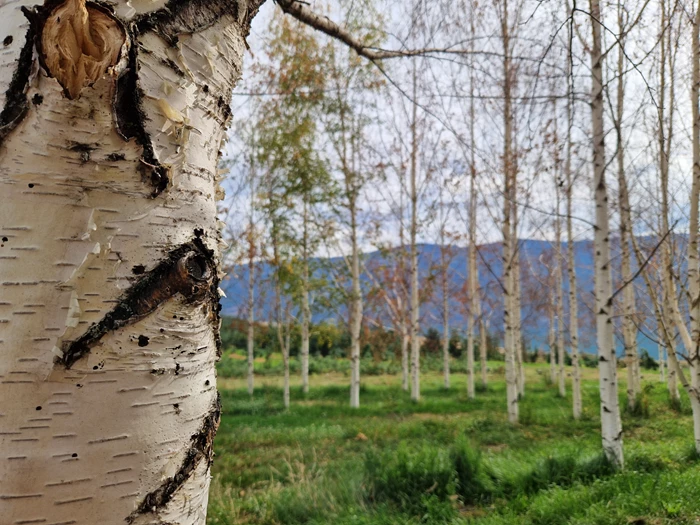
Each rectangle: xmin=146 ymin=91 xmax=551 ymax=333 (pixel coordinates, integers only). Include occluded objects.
xmin=247 ymin=232 xmax=255 ymax=397
xmin=615 ymin=9 xmax=640 ymax=409
xmin=465 ymin=0 xmax=479 ymax=400
xmin=466 ymin=158 xmax=479 ymax=399
xmin=501 ymin=0 xmax=517 ymax=421
xmin=440 ymin=196 xmax=450 ymax=390
xmin=565 ymin=82 xmax=582 ymax=418
xmin=590 ymin=0 xmax=624 ymax=468
xmin=549 ymin=302 xmax=557 ymax=385
xmin=409 ymin=66 xmax=421 ymax=402
xmin=301 ymin=200 xmax=310 ymax=394
xmin=554 ymin=169 xmax=566 ymax=398
xmin=246 ymin=155 xmax=256 ymax=397
xmin=349 ymin=202 xmax=362 ymax=408
xmin=659 ymin=343 xmax=666 ymax=383
xmin=401 ymin=331 xmax=410 ymax=391
xmin=0 ymin=0 xmax=256 ymax=522
xmin=513 ymin=227 xmax=525 ymax=397
xmin=688 ymin=0 xmax=700 ymax=443
xmin=480 ymin=319 xmax=488 ymax=387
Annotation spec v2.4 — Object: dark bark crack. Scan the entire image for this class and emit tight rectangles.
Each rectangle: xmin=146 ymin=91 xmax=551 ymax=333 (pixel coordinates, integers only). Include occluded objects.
xmin=134 ymin=0 xmax=252 ymax=45
xmin=59 ymin=237 xmax=217 ymax=369
xmin=126 ymin=394 xmax=221 ymax=524
xmin=114 ymin=36 xmax=170 ymax=197
xmin=0 ymin=10 xmax=36 ymax=146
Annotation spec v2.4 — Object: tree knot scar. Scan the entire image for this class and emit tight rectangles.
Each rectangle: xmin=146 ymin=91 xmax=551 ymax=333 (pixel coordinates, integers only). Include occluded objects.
xmin=126 ymin=395 xmax=221 ymax=523
xmin=60 ymin=240 xmax=216 ymax=368
xmin=40 ymin=0 xmax=126 ymax=99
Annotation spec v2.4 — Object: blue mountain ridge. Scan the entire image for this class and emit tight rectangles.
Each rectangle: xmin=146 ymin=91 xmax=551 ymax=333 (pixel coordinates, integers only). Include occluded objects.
xmin=221 ymin=237 xmax=667 ymax=358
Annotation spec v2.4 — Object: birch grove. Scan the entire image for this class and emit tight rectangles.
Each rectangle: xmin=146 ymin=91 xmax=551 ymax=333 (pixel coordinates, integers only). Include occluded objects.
xmin=11 ymin=1 xmax=700 ymax=522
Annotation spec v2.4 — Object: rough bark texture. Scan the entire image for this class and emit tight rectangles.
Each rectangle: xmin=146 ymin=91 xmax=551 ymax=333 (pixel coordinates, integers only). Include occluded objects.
xmin=590 ymin=0 xmax=623 ymax=468
xmin=0 ymin=0 xmax=257 ymax=522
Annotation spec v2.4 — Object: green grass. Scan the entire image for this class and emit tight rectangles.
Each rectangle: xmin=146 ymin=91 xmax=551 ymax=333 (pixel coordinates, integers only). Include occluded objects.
xmin=208 ymin=362 xmax=700 ymax=525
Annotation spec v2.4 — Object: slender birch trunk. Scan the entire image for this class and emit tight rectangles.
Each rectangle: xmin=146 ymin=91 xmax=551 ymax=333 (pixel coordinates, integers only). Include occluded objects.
xmin=480 ymin=319 xmax=488 ymax=387
xmin=402 ymin=331 xmax=410 ymax=391
xmin=349 ymin=200 xmax=362 ymax=408
xmin=301 ymin=199 xmax=311 ymax=394
xmin=615 ymin=6 xmax=639 ymax=409
xmin=247 ymin=230 xmax=256 ymax=397
xmin=555 ymin=210 xmax=566 ymax=398
xmin=409 ymin=66 xmax=421 ymax=402
xmin=513 ymin=229 xmax=525 ymax=397
xmin=688 ymin=0 xmax=700 ymax=447
xmin=0 ymin=0 xmax=252 ymax=522
xmin=440 ymin=195 xmax=450 ymax=389
xmin=565 ymin=66 xmax=582 ymax=417
xmin=246 ymin=152 xmax=257 ymax=397
xmin=501 ymin=0 xmax=518 ymax=422
xmin=467 ymin=144 xmax=479 ymax=399
xmin=549 ymin=306 xmax=557 ymax=385
xmin=590 ymin=0 xmax=624 ymax=468
xmin=659 ymin=343 xmax=666 ymax=383
xmin=553 ymin=124 xmax=566 ymax=398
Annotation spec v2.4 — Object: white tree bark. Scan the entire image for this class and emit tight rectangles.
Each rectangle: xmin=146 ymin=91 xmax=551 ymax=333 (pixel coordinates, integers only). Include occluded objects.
xmin=501 ymin=0 xmax=517 ymax=421
xmin=615 ymin=7 xmax=640 ymax=409
xmin=246 ymin=159 xmax=256 ymax=398
xmin=247 ymin=234 xmax=255 ymax=397
xmin=0 ymin=0 xmax=255 ymax=523
xmin=590 ymin=0 xmax=624 ymax=468
xmin=409 ymin=66 xmax=421 ymax=402
xmin=349 ymin=203 xmax=362 ymax=408
xmin=466 ymin=161 xmax=479 ymax=399
xmin=301 ymin=200 xmax=310 ymax=394
xmin=554 ymin=174 xmax=566 ymax=398
xmin=480 ymin=318 xmax=488 ymax=387
xmin=565 ymin=94 xmax=582 ymax=418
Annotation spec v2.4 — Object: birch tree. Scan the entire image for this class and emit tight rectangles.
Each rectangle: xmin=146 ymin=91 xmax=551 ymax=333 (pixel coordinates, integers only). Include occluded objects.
xmin=589 ymin=0 xmax=624 ymax=467
xmin=0 ymin=0 xmax=261 ymax=522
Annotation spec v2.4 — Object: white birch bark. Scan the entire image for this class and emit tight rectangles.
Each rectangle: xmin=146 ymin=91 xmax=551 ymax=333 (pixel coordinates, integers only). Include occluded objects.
xmin=480 ymin=318 xmax=488 ymax=387
xmin=440 ymin=191 xmax=450 ymax=390
xmin=549 ymin=303 xmax=557 ymax=385
xmin=659 ymin=343 xmax=666 ymax=383
xmin=409 ymin=66 xmax=420 ymax=402
xmin=590 ymin=0 xmax=624 ymax=468
xmin=466 ymin=162 xmax=479 ymax=399
xmin=247 ymin=233 xmax=255 ymax=397
xmin=554 ymin=168 xmax=566 ymax=398
xmin=615 ymin=7 xmax=639 ymax=409
xmin=301 ymin=200 xmax=310 ymax=394
xmin=565 ymin=80 xmax=582 ymax=418
xmin=349 ymin=204 xmax=362 ymax=408
xmin=246 ymin=157 xmax=256 ymax=398
xmin=501 ymin=0 xmax=517 ymax=421
xmin=0 ymin=0 xmax=255 ymax=522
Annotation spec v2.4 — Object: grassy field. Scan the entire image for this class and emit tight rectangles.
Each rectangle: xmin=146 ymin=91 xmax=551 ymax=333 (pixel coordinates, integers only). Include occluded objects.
xmin=207 ymin=361 xmax=700 ymax=525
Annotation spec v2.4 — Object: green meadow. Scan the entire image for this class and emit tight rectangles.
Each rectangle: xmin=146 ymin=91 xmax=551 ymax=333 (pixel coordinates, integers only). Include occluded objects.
xmin=207 ymin=359 xmax=700 ymax=525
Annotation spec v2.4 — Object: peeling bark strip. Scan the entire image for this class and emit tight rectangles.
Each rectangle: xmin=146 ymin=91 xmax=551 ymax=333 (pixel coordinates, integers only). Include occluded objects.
xmin=127 ymin=394 xmax=221 ymax=523
xmin=60 ymin=238 xmax=216 ymax=368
